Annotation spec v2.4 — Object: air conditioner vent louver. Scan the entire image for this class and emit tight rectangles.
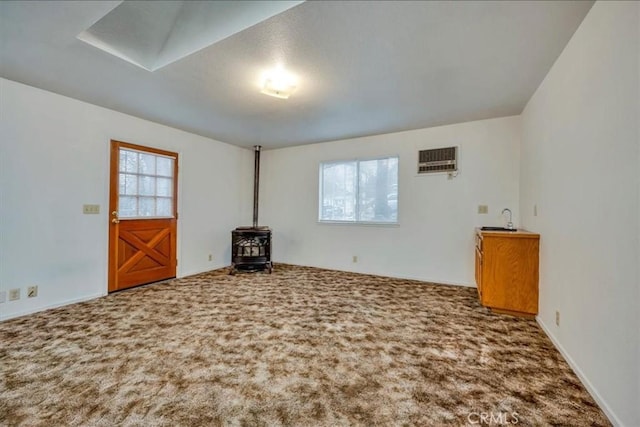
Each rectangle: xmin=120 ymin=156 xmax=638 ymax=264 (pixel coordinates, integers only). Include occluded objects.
xmin=418 ymin=146 xmax=458 ymax=174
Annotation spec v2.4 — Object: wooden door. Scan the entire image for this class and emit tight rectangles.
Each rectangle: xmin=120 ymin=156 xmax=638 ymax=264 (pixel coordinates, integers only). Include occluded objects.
xmin=108 ymin=140 xmax=178 ymax=292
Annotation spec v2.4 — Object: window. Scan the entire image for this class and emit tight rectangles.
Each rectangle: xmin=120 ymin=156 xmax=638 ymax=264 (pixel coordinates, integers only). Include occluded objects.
xmin=118 ymin=148 xmax=176 ymax=218
xmin=319 ymin=156 xmax=398 ymax=223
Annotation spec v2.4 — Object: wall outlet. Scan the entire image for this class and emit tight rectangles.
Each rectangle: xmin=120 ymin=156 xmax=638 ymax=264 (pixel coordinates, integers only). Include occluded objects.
xmin=352 ymin=255 xmax=358 ymax=263
xmin=27 ymin=285 xmax=38 ymax=298
xmin=555 ymin=310 xmax=560 ymax=326
xmin=478 ymin=205 xmax=488 ymax=214
xmin=533 ymin=204 xmax=538 ymax=217
xmin=9 ymin=288 xmax=20 ymax=301
xmin=0 ymin=291 xmax=6 ymax=303
xmin=208 ymin=254 xmax=213 ymax=261
xmin=83 ymin=204 xmax=100 ymax=214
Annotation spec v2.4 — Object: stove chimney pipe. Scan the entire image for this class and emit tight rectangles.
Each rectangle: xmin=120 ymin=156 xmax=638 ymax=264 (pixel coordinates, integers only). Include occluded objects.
xmin=253 ymin=145 xmax=261 ymax=228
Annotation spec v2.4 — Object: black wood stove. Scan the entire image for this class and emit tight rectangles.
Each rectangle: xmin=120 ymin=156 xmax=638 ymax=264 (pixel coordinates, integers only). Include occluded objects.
xmin=230 ymin=146 xmax=272 ymax=274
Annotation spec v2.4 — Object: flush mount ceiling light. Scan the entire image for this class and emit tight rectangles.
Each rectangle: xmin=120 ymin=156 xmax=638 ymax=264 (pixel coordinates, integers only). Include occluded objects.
xmin=261 ymin=67 xmax=297 ymax=99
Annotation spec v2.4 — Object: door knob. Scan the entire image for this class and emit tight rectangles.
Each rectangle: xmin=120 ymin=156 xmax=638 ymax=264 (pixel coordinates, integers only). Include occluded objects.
xmin=112 ymin=218 xmax=120 ymax=224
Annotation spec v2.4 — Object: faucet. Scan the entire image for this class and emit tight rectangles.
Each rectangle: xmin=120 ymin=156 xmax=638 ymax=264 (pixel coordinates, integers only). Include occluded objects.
xmin=502 ymin=208 xmax=514 ymax=230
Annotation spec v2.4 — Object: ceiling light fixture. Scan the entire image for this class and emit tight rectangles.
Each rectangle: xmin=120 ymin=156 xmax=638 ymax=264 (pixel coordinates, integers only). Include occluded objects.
xmin=261 ymin=67 xmax=297 ymax=99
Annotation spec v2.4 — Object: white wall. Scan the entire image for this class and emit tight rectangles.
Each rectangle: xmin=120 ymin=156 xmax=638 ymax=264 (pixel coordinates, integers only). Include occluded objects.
xmin=520 ymin=2 xmax=639 ymax=426
xmin=261 ymin=116 xmax=521 ymax=285
xmin=0 ymin=78 xmax=253 ymax=320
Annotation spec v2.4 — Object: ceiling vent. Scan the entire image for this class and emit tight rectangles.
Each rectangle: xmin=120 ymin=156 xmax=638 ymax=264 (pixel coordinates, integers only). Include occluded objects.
xmin=418 ymin=146 xmax=458 ymax=174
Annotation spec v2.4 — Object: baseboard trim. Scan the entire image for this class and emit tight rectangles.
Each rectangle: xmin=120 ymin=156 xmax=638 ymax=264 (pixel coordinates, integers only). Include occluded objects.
xmin=274 ymin=261 xmax=474 ymax=288
xmin=181 ymin=261 xmax=475 ymax=288
xmin=536 ymin=317 xmax=621 ymax=427
xmin=0 ymin=292 xmax=106 ymax=322
xmin=0 ymin=265 xmax=231 ymax=322
xmin=178 ymin=263 xmax=229 ymax=279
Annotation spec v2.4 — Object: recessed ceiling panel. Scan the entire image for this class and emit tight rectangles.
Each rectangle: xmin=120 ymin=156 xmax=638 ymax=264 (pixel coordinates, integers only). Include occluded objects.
xmin=77 ymin=0 xmax=304 ymax=71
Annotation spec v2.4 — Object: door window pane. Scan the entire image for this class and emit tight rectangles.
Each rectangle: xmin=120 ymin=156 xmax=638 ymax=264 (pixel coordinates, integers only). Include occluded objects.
xmin=120 ymin=150 xmax=138 ymax=173
xmin=119 ymin=196 xmax=137 ymax=217
xmin=139 ymin=153 xmax=156 ymax=175
xmin=157 ymin=157 xmax=173 ymax=177
xmin=157 ymin=198 xmax=172 ymax=217
xmin=139 ymin=176 xmax=156 ymax=196
xmin=118 ymin=173 xmax=138 ymax=195
xmin=157 ymin=178 xmax=172 ymax=197
xmin=139 ymin=197 xmax=156 ymax=217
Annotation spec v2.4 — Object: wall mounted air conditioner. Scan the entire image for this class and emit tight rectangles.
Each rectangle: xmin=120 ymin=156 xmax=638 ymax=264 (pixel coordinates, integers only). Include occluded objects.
xmin=417 ymin=146 xmax=458 ymax=174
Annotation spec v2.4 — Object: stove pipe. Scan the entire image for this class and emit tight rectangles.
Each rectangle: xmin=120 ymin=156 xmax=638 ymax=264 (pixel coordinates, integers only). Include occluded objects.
xmin=253 ymin=145 xmax=261 ymax=228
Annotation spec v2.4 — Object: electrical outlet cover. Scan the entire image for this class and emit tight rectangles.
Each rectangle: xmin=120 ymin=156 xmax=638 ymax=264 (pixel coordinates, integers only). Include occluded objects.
xmin=9 ymin=288 xmax=20 ymax=301
xmin=27 ymin=286 xmax=38 ymax=298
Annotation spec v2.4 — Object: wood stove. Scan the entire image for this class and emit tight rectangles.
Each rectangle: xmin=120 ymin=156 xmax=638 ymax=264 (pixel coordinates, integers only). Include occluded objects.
xmin=231 ymin=226 xmax=272 ymax=273
xmin=230 ymin=146 xmax=272 ymax=274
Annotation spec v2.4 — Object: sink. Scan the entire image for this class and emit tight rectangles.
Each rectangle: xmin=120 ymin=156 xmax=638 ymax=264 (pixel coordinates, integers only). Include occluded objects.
xmin=481 ymin=226 xmax=518 ymax=232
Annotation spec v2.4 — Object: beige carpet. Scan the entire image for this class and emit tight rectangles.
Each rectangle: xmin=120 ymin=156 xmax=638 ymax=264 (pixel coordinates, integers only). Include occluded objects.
xmin=0 ymin=264 xmax=609 ymax=426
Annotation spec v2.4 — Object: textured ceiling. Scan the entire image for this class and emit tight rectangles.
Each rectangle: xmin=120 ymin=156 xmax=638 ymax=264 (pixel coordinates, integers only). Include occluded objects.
xmin=0 ymin=1 xmax=594 ymax=149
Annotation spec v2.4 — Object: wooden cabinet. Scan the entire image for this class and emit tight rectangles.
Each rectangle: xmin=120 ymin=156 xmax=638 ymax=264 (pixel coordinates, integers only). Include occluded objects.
xmin=474 ymin=229 xmax=540 ymax=317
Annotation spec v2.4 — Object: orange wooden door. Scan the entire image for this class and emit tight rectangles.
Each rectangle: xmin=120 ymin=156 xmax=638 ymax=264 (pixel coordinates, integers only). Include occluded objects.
xmin=108 ymin=140 xmax=178 ymax=292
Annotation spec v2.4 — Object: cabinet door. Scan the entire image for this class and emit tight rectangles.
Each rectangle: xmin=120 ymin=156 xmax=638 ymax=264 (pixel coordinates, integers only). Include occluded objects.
xmin=482 ymin=237 xmax=539 ymax=314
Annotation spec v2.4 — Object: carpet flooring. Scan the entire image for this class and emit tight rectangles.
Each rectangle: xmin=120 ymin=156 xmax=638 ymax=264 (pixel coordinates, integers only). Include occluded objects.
xmin=0 ymin=264 xmax=609 ymax=426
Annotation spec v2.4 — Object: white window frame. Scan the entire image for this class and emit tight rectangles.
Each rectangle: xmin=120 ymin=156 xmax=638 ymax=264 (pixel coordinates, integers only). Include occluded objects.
xmin=318 ymin=155 xmax=399 ymax=225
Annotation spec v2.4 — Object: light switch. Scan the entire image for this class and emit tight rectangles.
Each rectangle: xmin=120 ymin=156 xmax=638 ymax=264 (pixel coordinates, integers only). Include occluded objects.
xmin=83 ymin=204 xmax=100 ymax=214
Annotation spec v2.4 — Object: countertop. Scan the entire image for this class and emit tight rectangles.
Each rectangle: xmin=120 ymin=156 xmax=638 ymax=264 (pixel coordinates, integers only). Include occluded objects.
xmin=476 ymin=228 xmax=540 ymax=238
